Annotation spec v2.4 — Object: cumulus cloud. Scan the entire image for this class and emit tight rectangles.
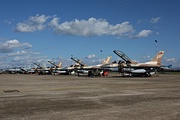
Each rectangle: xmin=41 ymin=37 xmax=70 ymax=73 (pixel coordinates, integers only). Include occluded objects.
xmin=14 ymin=15 xmax=153 ymax=39
xmin=7 ymin=51 xmax=39 ymax=56
xmin=0 ymin=39 xmax=48 ymax=68
xmin=8 ymin=51 xmax=27 ymax=56
xmin=49 ymin=17 xmax=134 ymax=37
xmin=131 ymin=30 xmax=152 ymax=39
xmin=0 ymin=39 xmax=32 ymax=53
xmin=48 ymin=17 xmax=59 ymax=27
xmin=150 ymin=17 xmax=161 ymax=24
xmin=0 ymin=53 xmax=50 ymax=68
xmin=14 ymin=14 xmax=50 ymax=32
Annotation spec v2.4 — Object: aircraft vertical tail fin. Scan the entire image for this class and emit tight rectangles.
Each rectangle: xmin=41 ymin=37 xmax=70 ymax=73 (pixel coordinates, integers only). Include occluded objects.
xmin=58 ymin=62 xmax=62 ymax=68
xmin=151 ymin=51 xmax=164 ymax=65
xmin=101 ymin=56 xmax=112 ymax=64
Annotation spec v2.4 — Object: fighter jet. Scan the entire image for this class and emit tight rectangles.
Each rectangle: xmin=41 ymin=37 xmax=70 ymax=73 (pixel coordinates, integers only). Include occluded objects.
xmin=48 ymin=61 xmax=81 ymax=75
xmin=0 ymin=69 xmax=4 ymax=74
xmin=71 ymin=56 xmax=112 ymax=76
xmin=47 ymin=61 xmax=64 ymax=75
xmin=48 ymin=61 xmax=62 ymax=72
xmin=106 ymin=50 xmax=164 ymax=77
xmin=7 ymin=67 xmax=22 ymax=74
xmin=70 ymin=56 xmax=89 ymax=74
xmin=34 ymin=63 xmax=51 ymax=75
xmin=48 ymin=61 xmax=62 ymax=69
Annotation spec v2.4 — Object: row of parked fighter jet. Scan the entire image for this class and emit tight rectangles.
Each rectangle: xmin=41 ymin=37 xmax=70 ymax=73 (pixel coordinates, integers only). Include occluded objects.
xmin=3 ymin=50 xmax=165 ymax=77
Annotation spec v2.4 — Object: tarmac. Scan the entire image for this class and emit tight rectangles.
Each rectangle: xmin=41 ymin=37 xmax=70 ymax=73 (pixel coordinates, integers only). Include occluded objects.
xmin=0 ymin=73 xmax=180 ymax=120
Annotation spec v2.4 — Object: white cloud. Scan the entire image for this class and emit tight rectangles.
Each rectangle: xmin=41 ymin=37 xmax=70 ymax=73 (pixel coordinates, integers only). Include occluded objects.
xmin=29 ymin=14 xmax=49 ymax=24
xmin=86 ymin=54 xmax=96 ymax=59
xmin=0 ymin=39 xmax=32 ymax=53
xmin=15 ymin=22 xmax=45 ymax=32
xmin=4 ymin=20 xmax=12 ymax=25
xmin=143 ymin=55 xmax=150 ymax=59
xmin=162 ymin=58 xmax=180 ymax=69
xmin=8 ymin=51 xmax=27 ymax=56
xmin=50 ymin=17 xmax=134 ymax=37
xmin=14 ymin=15 xmax=153 ymax=39
xmin=150 ymin=17 xmax=161 ymax=24
xmin=131 ymin=30 xmax=152 ymax=39
xmin=7 ymin=51 xmax=39 ymax=57
xmin=2 ymin=54 xmax=50 ymax=68
xmin=0 ymin=39 xmax=47 ymax=68
xmin=156 ymin=32 xmax=160 ymax=35
xmin=165 ymin=58 xmax=176 ymax=62
xmin=14 ymin=14 xmax=50 ymax=32
xmin=48 ymin=17 xmax=59 ymax=27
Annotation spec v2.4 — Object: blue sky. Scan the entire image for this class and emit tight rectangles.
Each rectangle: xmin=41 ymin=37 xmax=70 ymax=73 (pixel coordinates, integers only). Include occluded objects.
xmin=0 ymin=0 xmax=180 ymax=68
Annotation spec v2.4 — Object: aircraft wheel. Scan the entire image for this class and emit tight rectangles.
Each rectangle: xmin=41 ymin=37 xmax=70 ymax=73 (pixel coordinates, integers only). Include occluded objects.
xmin=129 ymin=73 xmax=132 ymax=77
xmin=88 ymin=71 xmax=94 ymax=77
xmin=148 ymin=73 xmax=151 ymax=77
xmin=142 ymin=73 xmax=146 ymax=77
xmin=145 ymin=72 xmax=151 ymax=77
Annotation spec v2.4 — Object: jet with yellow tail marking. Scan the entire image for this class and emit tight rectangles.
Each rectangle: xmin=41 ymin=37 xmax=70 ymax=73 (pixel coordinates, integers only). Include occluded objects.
xmin=105 ymin=50 xmax=164 ymax=77
xmin=71 ymin=56 xmax=112 ymax=76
